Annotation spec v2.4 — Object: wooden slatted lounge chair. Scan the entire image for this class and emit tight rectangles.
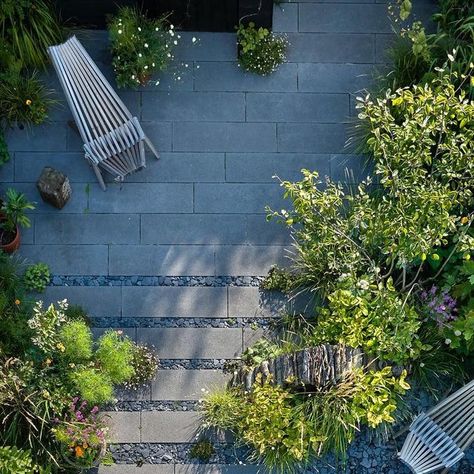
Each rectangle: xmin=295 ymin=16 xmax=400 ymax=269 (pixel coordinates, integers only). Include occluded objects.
xmin=48 ymin=36 xmax=159 ymax=190
xmin=399 ymin=379 xmax=474 ymax=474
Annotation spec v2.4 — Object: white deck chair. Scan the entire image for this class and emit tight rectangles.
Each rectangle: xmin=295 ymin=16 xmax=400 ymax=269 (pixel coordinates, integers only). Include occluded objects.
xmin=399 ymin=379 xmax=474 ymax=474
xmin=48 ymin=36 xmax=159 ymax=190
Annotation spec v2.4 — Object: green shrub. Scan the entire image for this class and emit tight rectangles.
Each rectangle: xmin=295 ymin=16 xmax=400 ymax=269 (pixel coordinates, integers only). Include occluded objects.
xmin=201 ymin=388 xmax=243 ymax=432
xmin=0 ymin=69 xmax=56 ymax=128
xmin=236 ymin=22 xmax=288 ymax=76
xmin=0 ymin=446 xmax=36 ymax=474
xmin=70 ymin=367 xmax=114 ymax=406
xmin=96 ymin=330 xmax=135 ymax=384
xmin=1 ymin=188 xmax=35 ymax=235
xmin=108 ymin=7 xmax=177 ymax=88
xmin=58 ymin=320 xmax=93 ymax=362
xmin=23 ymin=263 xmax=50 ymax=293
xmin=312 ymin=277 xmax=424 ymax=364
xmin=189 ymin=439 xmax=215 ymax=462
xmin=0 ymin=0 xmax=63 ymax=69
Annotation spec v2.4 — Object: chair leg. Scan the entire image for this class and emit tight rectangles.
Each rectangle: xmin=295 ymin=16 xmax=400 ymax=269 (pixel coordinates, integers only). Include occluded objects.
xmin=144 ymin=135 xmax=160 ymax=160
xmin=92 ymin=163 xmax=106 ymax=191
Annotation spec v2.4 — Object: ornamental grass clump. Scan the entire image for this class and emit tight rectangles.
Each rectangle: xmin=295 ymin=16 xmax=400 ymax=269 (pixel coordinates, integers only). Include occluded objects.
xmin=236 ymin=22 xmax=288 ymax=76
xmin=108 ymin=7 xmax=178 ymax=88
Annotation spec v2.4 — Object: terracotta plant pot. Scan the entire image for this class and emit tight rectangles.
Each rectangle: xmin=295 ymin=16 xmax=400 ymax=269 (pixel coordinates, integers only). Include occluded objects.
xmin=0 ymin=225 xmax=20 ymax=254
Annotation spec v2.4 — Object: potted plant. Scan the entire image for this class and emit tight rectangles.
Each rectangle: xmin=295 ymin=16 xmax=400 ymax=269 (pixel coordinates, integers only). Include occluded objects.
xmin=53 ymin=398 xmax=109 ymax=469
xmin=0 ymin=188 xmax=35 ymax=253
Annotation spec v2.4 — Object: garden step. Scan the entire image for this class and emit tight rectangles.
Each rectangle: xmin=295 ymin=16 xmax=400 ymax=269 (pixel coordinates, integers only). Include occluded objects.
xmin=44 ymin=286 xmax=286 ymax=318
xmin=151 ymin=370 xmax=229 ymax=400
xmin=104 ymin=411 xmax=231 ymax=444
xmin=136 ymin=328 xmax=243 ymax=359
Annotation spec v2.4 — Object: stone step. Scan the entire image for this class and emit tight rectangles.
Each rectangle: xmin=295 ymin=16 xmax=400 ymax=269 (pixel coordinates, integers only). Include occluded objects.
xmin=105 ymin=411 xmax=232 ymax=444
xmin=43 ymin=286 xmax=286 ymax=318
xmin=20 ymin=244 xmax=287 ymax=277
xmin=137 ymin=328 xmax=244 ymax=360
xmin=152 ymin=370 xmax=229 ymax=401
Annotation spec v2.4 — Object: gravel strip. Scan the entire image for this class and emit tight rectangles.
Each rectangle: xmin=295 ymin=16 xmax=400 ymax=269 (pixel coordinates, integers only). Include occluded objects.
xmin=90 ymin=317 xmax=273 ymax=328
xmin=51 ymin=275 xmax=264 ymax=287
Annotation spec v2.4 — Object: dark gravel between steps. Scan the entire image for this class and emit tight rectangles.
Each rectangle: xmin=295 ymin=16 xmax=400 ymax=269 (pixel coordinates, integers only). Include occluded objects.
xmin=50 ymin=275 xmax=264 ymax=287
xmin=90 ymin=316 xmax=273 ymax=328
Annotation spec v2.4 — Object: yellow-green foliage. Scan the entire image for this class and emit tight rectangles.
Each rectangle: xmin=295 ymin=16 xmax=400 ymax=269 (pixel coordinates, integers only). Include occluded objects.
xmin=96 ymin=331 xmax=134 ymax=384
xmin=58 ymin=320 xmax=93 ymax=361
xmin=71 ymin=367 xmax=113 ymax=406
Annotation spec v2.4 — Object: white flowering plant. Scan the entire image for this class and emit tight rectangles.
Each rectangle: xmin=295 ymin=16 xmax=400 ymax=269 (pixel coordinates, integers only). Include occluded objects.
xmin=236 ymin=22 xmax=288 ymax=76
xmin=108 ymin=7 xmax=178 ymax=88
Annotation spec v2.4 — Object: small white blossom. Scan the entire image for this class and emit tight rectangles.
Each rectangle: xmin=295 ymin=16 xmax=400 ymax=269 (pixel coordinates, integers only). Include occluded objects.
xmin=144 ymin=43 xmax=149 ymax=48
xmin=170 ymin=24 xmax=174 ymax=29
xmin=152 ymin=62 xmax=155 ymax=67
xmin=454 ymin=330 xmax=462 ymax=336
xmin=155 ymin=27 xmax=159 ymax=31
xmin=144 ymin=65 xmax=148 ymax=69
xmin=138 ymin=27 xmax=142 ymax=31
xmin=192 ymin=36 xmax=197 ymax=43
xmin=118 ymin=29 xmax=122 ymax=34
xmin=138 ymin=53 xmax=142 ymax=57
xmin=177 ymin=76 xmax=181 ymax=80
xmin=173 ymin=40 xmax=177 ymax=45
xmin=445 ymin=338 xmax=452 ymax=345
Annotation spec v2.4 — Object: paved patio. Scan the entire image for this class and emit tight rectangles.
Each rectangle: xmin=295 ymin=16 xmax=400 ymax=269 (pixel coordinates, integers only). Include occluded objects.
xmin=3 ymin=0 xmax=467 ymax=473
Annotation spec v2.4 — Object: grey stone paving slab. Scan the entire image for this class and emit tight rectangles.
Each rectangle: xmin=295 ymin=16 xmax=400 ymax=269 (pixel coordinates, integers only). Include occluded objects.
xmin=20 ymin=244 xmax=108 ymax=275
xmin=299 ymin=4 xmax=390 ymax=33
xmin=122 ymin=287 xmax=227 ymax=318
xmin=34 ymin=214 xmax=139 ymax=244
xmin=103 ymin=411 xmax=141 ymax=444
xmin=277 ymin=123 xmax=347 ymax=153
xmin=98 ymin=465 xmax=174 ymax=474
xmin=286 ymin=33 xmax=375 ymax=63
xmin=88 ymin=183 xmax=193 ymax=213
xmin=194 ymin=62 xmax=297 ymax=92
xmin=141 ymin=411 xmax=201 ymax=443
xmin=20 ymin=219 xmax=35 ymax=244
xmin=246 ymin=93 xmax=348 ymax=123
xmin=43 ymin=287 xmax=122 ymax=317
xmin=225 ymin=153 xmax=330 ymax=182
xmin=243 ymin=327 xmax=267 ymax=350
xmin=298 ymin=63 xmax=375 ymax=93
xmin=141 ymin=214 xmax=248 ymax=245
xmin=173 ymin=123 xmax=277 ymax=152
xmin=0 ymin=182 xmax=88 ymax=214
xmin=174 ymin=32 xmax=236 ymax=61
xmin=14 ymin=152 xmax=91 ymax=183
xmin=135 ymin=122 xmax=174 ymax=152
xmin=194 ymin=184 xmax=284 ymax=214
xmin=273 ymin=3 xmax=299 ymax=32
xmin=245 ymin=215 xmax=291 ymax=246
xmin=125 ymin=153 xmax=225 ymax=183
xmin=109 ymin=245 xmax=215 ymax=276
xmin=228 ymin=287 xmax=287 ymax=318
xmin=1 ymin=156 xmax=14 ymax=182
xmin=142 ymin=92 xmax=246 ymax=122
xmin=6 ymin=123 xmax=68 ymax=152
xmin=152 ymin=370 xmax=229 ymax=400
xmin=375 ymin=34 xmax=394 ymax=64
xmin=215 ymin=246 xmax=287 ymax=276
xmin=175 ymin=466 xmax=259 ymax=474
xmin=136 ymin=328 xmax=243 ymax=359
